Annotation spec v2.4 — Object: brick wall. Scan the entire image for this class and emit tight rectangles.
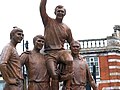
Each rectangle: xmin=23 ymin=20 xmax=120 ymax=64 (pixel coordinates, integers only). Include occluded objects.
xmin=98 ymin=54 xmax=120 ymax=90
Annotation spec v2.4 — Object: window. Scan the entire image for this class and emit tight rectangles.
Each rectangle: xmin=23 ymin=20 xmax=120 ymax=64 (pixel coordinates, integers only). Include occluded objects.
xmin=86 ymin=56 xmax=100 ymax=79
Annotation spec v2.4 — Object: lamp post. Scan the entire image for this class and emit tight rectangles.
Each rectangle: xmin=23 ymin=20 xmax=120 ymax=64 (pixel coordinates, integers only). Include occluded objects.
xmin=22 ymin=39 xmax=26 ymax=90
xmin=86 ymin=62 xmax=96 ymax=90
xmin=92 ymin=63 xmax=96 ymax=83
xmin=23 ymin=40 xmax=29 ymax=90
xmin=25 ymin=40 xmax=29 ymax=51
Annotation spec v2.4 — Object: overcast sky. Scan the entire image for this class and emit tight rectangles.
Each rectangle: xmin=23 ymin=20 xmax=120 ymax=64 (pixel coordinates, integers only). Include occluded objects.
xmin=0 ymin=0 xmax=120 ymax=54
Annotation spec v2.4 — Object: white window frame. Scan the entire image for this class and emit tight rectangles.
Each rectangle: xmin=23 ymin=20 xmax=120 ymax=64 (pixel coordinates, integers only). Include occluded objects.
xmin=86 ymin=56 xmax=100 ymax=79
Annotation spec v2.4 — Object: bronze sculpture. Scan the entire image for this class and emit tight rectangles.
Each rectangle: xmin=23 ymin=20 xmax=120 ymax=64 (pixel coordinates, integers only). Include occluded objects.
xmin=39 ymin=0 xmax=74 ymax=90
xmin=62 ymin=41 xmax=97 ymax=90
xmin=20 ymin=35 xmax=50 ymax=90
xmin=0 ymin=27 xmax=24 ymax=90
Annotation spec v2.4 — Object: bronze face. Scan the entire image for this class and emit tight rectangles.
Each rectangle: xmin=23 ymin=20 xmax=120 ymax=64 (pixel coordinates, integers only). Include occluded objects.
xmin=12 ymin=31 xmax=24 ymax=43
xmin=55 ymin=8 xmax=65 ymax=20
xmin=34 ymin=37 xmax=44 ymax=50
xmin=70 ymin=42 xmax=80 ymax=55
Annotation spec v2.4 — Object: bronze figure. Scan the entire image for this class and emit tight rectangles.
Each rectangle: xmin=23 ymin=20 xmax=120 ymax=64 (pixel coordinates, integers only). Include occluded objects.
xmin=0 ymin=27 xmax=24 ymax=90
xmin=39 ymin=0 xmax=74 ymax=90
xmin=62 ymin=41 xmax=97 ymax=90
xmin=20 ymin=35 xmax=50 ymax=90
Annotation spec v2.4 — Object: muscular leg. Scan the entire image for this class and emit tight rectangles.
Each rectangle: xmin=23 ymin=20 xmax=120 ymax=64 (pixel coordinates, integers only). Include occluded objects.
xmin=59 ymin=50 xmax=73 ymax=90
xmin=46 ymin=57 xmax=59 ymax=90
xmin=60 ymin=60 xmax=73 ymax=81
xmin=60 ymin=61 xmax=73 ymax=90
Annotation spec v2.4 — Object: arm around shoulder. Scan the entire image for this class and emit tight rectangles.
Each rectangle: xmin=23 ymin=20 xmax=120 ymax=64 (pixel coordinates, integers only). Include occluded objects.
xmin=20 ymin=51 xmax=31 ymax=66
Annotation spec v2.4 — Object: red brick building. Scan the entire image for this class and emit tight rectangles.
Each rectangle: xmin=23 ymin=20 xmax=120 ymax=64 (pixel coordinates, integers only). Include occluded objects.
xmin=78 ymin=25 xmax=120 ymax=90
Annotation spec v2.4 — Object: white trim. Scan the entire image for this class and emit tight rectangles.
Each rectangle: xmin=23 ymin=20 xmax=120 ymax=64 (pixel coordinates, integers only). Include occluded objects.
xmin=108 ymin=59 xmax=120 ymax=62
xmin=109 ymin=66 xmax=120 ymax=69
xmin=0 ymin=77 xmax=3 ymax=80
xmin=110 ymin=72 xmax=120 ymax=76
xmin=108 ymin=52 xmax=120 ymax=56
xmin=102 ymin=86 xmax=120 ymax=90
xmin=99 ymin=79 xmax=120 ymax=84
xmin=83 ymin=54 xmax=99 ymax=57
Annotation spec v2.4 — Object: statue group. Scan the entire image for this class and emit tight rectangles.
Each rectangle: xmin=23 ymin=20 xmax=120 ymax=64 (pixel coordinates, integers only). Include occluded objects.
xmin=0 ymin=0 xmax=97 ymax=90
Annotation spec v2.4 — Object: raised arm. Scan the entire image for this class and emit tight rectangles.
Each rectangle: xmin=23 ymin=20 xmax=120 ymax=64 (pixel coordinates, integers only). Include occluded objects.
xmin=39 ymin=0 xmax=49 ymax=26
